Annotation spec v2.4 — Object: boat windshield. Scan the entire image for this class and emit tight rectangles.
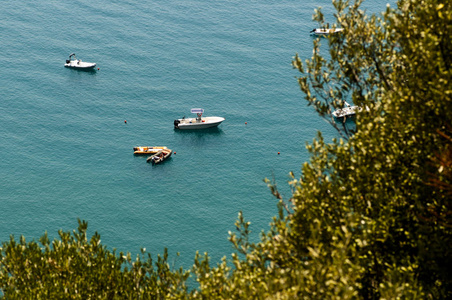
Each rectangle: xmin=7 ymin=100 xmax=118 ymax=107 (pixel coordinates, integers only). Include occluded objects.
xmin=191 ymin=108 xmax=204 ymax=120
xmin=191 ymin=108 xmax=204 ymax=114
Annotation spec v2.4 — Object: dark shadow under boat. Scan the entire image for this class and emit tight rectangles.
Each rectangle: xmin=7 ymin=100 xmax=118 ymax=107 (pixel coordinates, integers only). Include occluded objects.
xmin=173 ymin=126 xmax=224 ymax=135
xmin=66 ymin=67 xmax=98 ymax=74
xmin=333 ymin=114 xmax=357 ymax=135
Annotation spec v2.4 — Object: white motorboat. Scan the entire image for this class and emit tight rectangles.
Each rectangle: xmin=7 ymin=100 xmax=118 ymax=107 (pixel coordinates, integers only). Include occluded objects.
xmin=64 ymin=53 xmax=96 ymax=69
xmin=310 ymin=28 xmax=343 ymax=36
xmin=174 ymin=108 xmax=225 ymax=130
xmin=332 ymin=102 xmax=362 ymax=118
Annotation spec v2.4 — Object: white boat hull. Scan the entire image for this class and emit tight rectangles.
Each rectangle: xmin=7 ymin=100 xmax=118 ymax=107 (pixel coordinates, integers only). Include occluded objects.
xmin=175 ymin=116 xmax=225 ymax=129
xmin=64 ymin=60 xmax=96 ymax=69
xmin=332 ymin=105 xmax=361 ymax=118
xmin=311 ymin=28 xmax=343 ymax=36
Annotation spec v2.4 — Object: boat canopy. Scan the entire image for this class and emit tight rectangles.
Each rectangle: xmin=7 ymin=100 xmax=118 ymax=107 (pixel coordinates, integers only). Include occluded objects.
xmin=69 ymin=53 xmax=76 ymax=58
xmin=191 ymin=108 xmax=204 ymax=114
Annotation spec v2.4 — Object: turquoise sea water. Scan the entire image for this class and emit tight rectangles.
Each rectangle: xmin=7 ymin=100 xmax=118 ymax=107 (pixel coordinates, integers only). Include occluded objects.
xmin=1 ymin=0 xmax=393 ymax=268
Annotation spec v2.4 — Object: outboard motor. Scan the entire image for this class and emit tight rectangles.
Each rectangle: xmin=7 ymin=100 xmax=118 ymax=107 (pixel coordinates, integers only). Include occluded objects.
xmin=174 ymin=120 xmax=180 ymax=129
xmin=66 ymin=59 xmax=70 ymax=64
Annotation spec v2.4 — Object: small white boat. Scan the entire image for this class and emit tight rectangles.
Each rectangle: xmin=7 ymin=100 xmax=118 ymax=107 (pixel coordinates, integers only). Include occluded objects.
xmin=64 ymin=53 xmax=96 ymax=69
xmin=174 ymin=108 xmax=225 ymax=130
xmin=332 ymin=102 xmax=362 ymax=118
xmin=310 ymin=28 xmax=343 ymax=36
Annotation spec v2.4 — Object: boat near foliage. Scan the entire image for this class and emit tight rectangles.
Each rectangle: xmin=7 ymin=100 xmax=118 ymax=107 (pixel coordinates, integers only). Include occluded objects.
xmin=310 ymin=27 xmax=344 ymax=36
xmin=146 ymin=148 xmax=172 ymax=164
xmin=133 ymin=146 xmax=168 ymax=155
xmin=174 ymin=108 xmax=225 ymax=130
xmin=332 ymin=102 xmax=363 ymax=118
xmin=64 ymin=53 xmax=97 ymax=69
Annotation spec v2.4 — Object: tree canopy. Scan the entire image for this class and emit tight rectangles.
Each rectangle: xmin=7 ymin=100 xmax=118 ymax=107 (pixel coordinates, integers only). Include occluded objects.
xmin=1 ymin=0 xmax=451 ymax=298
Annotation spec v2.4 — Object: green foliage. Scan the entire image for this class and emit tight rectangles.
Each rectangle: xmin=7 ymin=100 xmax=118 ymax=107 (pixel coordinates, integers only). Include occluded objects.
xmin=1 ymin=0 xmax=451 ymax=298
xmin=0 ymin=219 xmax=190 ymax=299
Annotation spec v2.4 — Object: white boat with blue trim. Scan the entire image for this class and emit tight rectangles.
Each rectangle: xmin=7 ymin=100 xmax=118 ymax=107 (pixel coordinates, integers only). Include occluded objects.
xmin=174 ymin=108 xmax=225 ymax=130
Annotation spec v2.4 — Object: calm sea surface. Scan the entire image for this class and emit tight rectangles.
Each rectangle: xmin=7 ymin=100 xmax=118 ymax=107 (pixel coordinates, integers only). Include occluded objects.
xmin=1 ymin=0 xmax=394 ymax=268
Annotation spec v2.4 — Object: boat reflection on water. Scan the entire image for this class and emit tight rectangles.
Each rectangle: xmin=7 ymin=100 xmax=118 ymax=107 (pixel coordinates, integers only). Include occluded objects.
xmin=174 ymin=126 xmax=225 ymax=148
xmin=333 ymin=110 xmax=357 ymax=136
xmin=173 ymin=126 xmax=223 ymax=134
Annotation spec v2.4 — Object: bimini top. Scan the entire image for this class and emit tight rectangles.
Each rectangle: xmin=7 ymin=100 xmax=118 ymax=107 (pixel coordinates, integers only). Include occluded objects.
xmin=191 ymin=108 xmax=204 ymax=114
